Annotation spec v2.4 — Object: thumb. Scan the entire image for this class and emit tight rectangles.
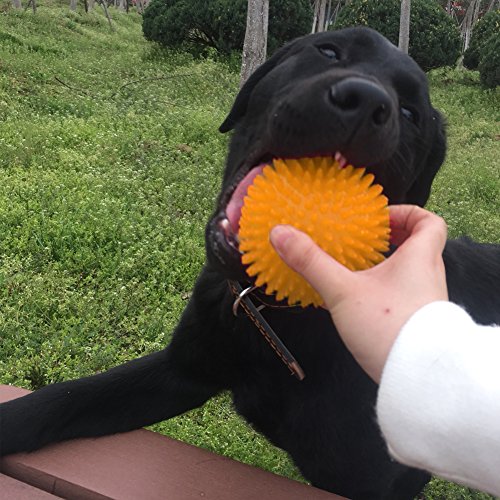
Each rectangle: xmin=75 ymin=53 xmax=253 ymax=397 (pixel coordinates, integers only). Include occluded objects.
xmin=270 ymin=225 xmax=353 ymax=306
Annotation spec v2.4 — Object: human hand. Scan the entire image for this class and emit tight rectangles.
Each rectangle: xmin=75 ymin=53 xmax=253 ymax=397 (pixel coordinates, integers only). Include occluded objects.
xmin=270 ymin=205 xmax=449 ymax=383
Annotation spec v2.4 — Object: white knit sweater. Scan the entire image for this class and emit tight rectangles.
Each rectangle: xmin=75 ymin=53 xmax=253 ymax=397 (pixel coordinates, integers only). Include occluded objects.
xmin=377 ymin=301 xmax=500 ymax=497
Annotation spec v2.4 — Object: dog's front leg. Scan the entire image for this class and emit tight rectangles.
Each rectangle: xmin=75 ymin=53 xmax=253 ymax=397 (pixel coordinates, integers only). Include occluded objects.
xmin=0 ymin=350 xmax=217 ymax=456
xmin=0 ymin=271 xmax=232 ymax=456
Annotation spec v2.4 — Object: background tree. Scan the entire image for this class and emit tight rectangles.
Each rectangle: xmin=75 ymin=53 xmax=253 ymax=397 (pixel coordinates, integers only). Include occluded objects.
xmin=462 ymin=8 xmax=499 ymax=86
xmin=240 ymin=0 xmax=269 ymax=85
xmin=11 ymin=0 xmax=22 ymax=8
xmin=143 ymin=0 xmax=312 ymax=56
xmin=461 ymin=0 xmax=483 ymax=50
xmin=399 ymin=0 xmax=411 ymax=53
xmin=97 ymin=0 xmax=114 ymax=30
xmin=464 ymin=8 xmax=500 ymax=68
xmin=311 ymin=0 xmax=350 ymax=32
xmin=438 ymin=0 xmax=499 ymax=20
xmin=312 ymin=0 xmax=328 ymax=33
xmin=478 ymin=33 xmax=499 ymax=86
xmin=437 ymin=0 xmax=499 ymax=59
xmin=23 ymin=0 xmax=36 ymax=12
xmin=335 ymin=0 xmax=461 ymax=71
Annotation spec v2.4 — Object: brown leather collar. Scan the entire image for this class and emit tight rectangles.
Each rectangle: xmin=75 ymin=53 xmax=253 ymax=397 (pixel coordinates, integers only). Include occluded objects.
xmin=228 ymin=281 xmax=305 ymax=381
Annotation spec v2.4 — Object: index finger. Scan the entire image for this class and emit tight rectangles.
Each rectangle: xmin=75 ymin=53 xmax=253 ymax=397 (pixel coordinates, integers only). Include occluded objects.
xmin=389 ymin=205 xmax=447 ymax=251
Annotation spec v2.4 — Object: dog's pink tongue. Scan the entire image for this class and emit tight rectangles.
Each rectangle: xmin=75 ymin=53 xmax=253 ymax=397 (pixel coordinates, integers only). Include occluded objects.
xmin=226 ymin=165 xmax=266 ymax=234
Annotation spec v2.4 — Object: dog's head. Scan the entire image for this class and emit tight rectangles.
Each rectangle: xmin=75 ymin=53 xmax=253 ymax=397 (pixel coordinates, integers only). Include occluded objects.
xmin=206 ymin=27 xmax=446 ymax=280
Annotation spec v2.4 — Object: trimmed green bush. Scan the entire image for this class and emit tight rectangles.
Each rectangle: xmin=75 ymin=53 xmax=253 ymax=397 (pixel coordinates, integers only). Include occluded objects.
xmin=478 ymin=34 xmax=500 ymax=88
xmin=463 ymin=10 xmax=500 ymax=71
xmin=334 ymin=0 xmax=461 ymax=71
xmin=142 ymin=0 xmax=312 ymax=56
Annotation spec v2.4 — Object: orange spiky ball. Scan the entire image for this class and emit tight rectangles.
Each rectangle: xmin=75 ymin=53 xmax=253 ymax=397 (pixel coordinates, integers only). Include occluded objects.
xmin=239 ymin=157 xmax=390 ymax=307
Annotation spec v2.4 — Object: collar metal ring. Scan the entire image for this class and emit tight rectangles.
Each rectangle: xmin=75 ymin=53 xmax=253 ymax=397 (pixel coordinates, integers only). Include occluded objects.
xmin=232 ymin=285 xmax=258 ymax=316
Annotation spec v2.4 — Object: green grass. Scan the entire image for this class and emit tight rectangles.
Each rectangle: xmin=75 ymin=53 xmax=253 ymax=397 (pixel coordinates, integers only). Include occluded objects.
xmin=426 ymin=68 xmax=500 ymax=243
xmin=0 ymin=5 xmax=499 ymax=498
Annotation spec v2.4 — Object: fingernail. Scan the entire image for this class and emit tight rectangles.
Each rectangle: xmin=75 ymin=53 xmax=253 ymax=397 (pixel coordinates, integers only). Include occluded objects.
xmin=270 ymin=225 xmax=296 ymax=255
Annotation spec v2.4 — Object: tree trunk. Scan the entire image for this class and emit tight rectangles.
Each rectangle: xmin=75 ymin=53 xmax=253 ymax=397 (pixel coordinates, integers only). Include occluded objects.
xmin=311 ymin=0 xmax=318 ymax=33
xmin=312 ymin=0 xmax=329 ymax=33
xmin=398 ymin=0 xmax=411 ymax=54
xmin=487 ymin=0 xmax=499 ymax=12
xmin=472 ymin=0 xmax=482 ymax=25
xmin=136 ymin=0 xmax=143 ymax=14
xmin=88 ymin=0 xmax=95 ymax=10
xmin=331 ymin=0 xmax=343 ymax=25
xmin=69 ymin=0 xmax=78 ymax=11
xmin=99 ymin=0 xmax=114 ymax=30
xmin=461 ymin=0 xmax=482 ymax=51
xmin=118 ymin=0 xmax=126 ymax=11
xmin=463 ymin=10 xmax=472 ymax=51
xmin=240 ymin=0 xmax=269 ymax=86
xmin=446 ymin=0 xmax=452 ymax=15
xmin=12 ymin=0 xmax=22 ymax=8
xmin=318 ymin=0 xmax=327 ymax=33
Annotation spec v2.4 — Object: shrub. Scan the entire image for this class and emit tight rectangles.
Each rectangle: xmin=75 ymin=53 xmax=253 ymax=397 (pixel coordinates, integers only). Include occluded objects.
xmin=478 ymin=34 xmax=500 ymax=88
xmin=463 ymin=10 xmax=500 ymax=70
xmin=142 ymin=0 xmax=312 ymax=56
xmin=334 ymin=0 xmax=461 ymax=71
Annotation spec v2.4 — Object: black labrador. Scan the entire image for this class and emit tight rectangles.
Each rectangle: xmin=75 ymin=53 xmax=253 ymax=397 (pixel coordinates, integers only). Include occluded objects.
xmin=1 ymin=28 xmax=500 ymax=500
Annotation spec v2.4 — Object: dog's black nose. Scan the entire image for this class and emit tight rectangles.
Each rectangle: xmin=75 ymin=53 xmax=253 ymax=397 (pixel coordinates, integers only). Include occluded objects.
xmin=329 ymin=77 xmax=392 ymax=126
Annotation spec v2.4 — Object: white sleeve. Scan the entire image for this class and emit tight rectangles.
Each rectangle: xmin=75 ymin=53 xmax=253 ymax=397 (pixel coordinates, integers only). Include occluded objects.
xmin=376 ymin=301 xmax=500 ymax=497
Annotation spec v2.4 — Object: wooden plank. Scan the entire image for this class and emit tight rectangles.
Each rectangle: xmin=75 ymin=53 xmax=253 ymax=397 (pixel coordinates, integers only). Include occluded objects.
xmin=0 ymin=384 xmax=31 ymax=402
xmin=0 ymin=385 xmax=345 ymax=499
xmin=0 ymin=472 xmax=60 ymax=499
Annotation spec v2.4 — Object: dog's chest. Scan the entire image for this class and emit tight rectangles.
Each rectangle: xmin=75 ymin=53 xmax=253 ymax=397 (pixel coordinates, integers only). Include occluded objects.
xmin=229 ymin=306 xmax=376 ymax=445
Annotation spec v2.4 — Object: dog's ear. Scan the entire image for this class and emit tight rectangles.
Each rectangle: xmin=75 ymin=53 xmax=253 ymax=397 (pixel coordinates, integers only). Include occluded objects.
xmin=405 ymin=110 xmax=447 ymax=207
xmin=219 ymin=43 xmax=295 ymax=133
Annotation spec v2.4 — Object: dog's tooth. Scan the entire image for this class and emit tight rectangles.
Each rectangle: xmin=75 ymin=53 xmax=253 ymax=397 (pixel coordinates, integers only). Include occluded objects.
xmin=220 ymin=218 xmax=231 ymax=232
xmin=335 ymin=152 xmax=348 ymax=169
xmin=219 ymin=217 xmax=241 ymax=252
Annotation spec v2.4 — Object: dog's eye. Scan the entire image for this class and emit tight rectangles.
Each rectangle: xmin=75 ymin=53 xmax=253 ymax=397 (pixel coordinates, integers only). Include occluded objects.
xmin=318 ymin=45 xmax=338 ymax=60
xmin=400 ymin=106 xmax=417 ymax=124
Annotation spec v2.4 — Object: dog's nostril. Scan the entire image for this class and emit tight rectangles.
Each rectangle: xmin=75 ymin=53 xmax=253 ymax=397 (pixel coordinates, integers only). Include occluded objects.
xmin=373 ymin=103 xmax=390 ymax=125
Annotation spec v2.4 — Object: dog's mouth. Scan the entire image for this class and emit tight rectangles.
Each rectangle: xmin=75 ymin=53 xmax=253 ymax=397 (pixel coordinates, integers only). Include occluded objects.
xmin=216 ymin=152 xmax=351 ymax=256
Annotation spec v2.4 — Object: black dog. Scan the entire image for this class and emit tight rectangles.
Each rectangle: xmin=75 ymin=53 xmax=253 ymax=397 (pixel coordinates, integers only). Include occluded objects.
xmin=1 ymin=28 xmax=500 ymax=500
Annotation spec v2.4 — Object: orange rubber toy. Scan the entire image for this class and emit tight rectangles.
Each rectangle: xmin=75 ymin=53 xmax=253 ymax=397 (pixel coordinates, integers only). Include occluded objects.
xmin=239 ymin=156 xmax=390 ymax=307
